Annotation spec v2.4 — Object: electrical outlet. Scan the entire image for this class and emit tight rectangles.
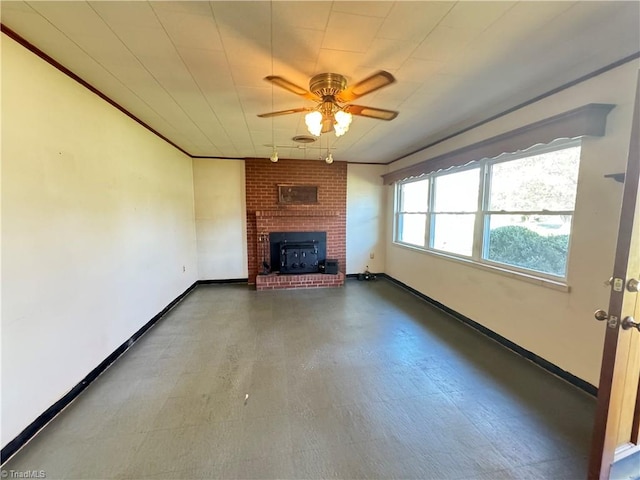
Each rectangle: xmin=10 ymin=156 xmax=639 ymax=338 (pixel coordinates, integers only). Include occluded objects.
xmin=370 ymin=252 xmax=375 ymax=259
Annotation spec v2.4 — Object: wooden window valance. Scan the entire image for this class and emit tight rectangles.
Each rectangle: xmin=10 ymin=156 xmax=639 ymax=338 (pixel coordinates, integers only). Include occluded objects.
xmin=382 ymin=103 xmax=615 ymax=185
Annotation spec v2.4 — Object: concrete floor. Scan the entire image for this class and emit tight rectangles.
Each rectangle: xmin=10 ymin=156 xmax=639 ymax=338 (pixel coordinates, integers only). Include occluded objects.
xmin=3 ymin=279 xmax=594 ymax=479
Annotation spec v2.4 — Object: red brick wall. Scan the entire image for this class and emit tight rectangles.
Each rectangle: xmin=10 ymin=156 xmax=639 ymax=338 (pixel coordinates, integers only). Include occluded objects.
xmin=245 ymin=158 xmax=347 ymax=284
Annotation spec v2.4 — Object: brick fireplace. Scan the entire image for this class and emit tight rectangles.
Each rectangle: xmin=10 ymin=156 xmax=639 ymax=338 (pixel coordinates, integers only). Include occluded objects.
xmin=245 ymin=158 xmax=347 ymax=289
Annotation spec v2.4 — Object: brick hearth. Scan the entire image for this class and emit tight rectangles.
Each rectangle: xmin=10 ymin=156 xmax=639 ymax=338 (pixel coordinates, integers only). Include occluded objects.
xmin=256 ymin=272 xmax=345 ymax=291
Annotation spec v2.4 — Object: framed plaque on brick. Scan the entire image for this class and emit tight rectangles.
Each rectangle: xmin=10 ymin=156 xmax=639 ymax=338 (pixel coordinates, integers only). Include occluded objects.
xmin=277 ymin=184 xmax=318 ymax=205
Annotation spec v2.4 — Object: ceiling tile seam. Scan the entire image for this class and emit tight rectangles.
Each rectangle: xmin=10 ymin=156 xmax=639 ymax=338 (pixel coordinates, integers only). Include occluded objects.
xmin=0 ymin=24 xmax=190 ymax=158
xmin=396 ymin=2 xmax=457 ymax=72
xmin=311 ymin=1 xmax=339 ymax=79
xmin=14 ymin=2 xmax=183 ymax=135
xmin=474 ymin=1 xmax=518 ymax=36
xmin=7 ymin=4 xmax=640 ymax=162
xmin=363 ymin=1 xmax=459 ymax=90
xmin=301 ymin=3 xmax=403 ymax=160
xmin=331 ymin=3 xmax=394 ymax=21
xmin=385 ymin=50 xmax=640 ymax=167
xmin=147 ymin=3 xmax=236 ymax=156
xmin=87 ymin=2 xmax=220 ymax=153
xmin=316 ymin=3 xmax=391 ymax=57
xmin=504 ymin=1 xmax=578 ymax=57
xmin=259 ymin=6 xmax=342 ymax=158
xmin=2 ymin=23 xmax=382 ymax=164
xmin=204 ymin=1 xmax=263 ymax=158
xmin=265 ymin=7 xmax=321 ymax=147
xmin=1 ymin=3 xmax=192 ymax=146
xmin=21 ymin=1 xmax=196 ymax=146
xmin=292 ymin=2 xmax=338 ymax=149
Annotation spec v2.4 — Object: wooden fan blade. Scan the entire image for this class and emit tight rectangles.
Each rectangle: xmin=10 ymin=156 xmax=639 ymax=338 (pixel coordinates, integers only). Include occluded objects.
xmin=345 ymin=104 xmax=399 ymax=121
xmin=336 ymin=71 xmax=396 ymax=102
xmin=264 ymin=76 xmax=317 ymax=100
xmin=257 ymin=107 xmax=314 ymax=118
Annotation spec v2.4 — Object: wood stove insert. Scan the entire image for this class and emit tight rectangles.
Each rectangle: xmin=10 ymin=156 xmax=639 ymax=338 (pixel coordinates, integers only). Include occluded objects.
xmin=269 ymin=231 xmax=326 ymax=274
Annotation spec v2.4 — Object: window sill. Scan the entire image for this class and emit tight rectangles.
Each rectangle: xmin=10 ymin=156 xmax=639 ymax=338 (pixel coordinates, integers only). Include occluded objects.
xmin=392 ymin=242 xmax=570 ymax=293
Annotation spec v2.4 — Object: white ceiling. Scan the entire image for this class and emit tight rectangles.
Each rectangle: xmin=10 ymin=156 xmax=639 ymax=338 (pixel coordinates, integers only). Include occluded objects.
xmin=1 ymin=1 xmax=639 ymax=163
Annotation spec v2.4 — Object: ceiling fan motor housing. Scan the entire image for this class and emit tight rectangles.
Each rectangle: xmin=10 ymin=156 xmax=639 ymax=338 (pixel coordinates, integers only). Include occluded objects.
xmin=309 ymin=73 xmax=347 ymax=97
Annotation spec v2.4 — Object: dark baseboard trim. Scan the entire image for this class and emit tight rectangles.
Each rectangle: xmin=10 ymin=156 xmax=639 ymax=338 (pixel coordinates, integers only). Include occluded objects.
xmin=0 ymin=281 xmax=198 ymax=465
xmin=379 ymin=273 xmax=598 ymax=397
xmin=197 ymin=278 xmax=248 ymax=285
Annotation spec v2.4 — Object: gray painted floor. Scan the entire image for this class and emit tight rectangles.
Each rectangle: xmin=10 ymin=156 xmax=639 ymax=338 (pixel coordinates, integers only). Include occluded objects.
xmin=3 ymin=279 xmax=594 ymax=479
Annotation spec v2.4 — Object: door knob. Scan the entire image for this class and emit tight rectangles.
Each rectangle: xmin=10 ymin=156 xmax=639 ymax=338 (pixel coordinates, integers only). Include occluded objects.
xmin=627 ymin=278 xmax=639 ymax=292
xmin=594 ymin=309 xmax=609 ymax=321
xmin=621 ymin=316 xmax=640 ymax=332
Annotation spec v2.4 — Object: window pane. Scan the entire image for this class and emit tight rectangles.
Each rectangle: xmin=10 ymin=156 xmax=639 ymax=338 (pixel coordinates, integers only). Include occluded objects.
xmin=484 ymin=214 xmax=571 ymax=276
xmin=398 ymin=213 xmax=426 ymax=246
xmin=433 ymin=168 xmax=480 ymax=212
xmin=489 ymin=145 xmax=580 ymax=211
xmin=432 ymin=214 xmax=475 ymax=256
xmin=400 ymin=179 xmax=428 ymax=212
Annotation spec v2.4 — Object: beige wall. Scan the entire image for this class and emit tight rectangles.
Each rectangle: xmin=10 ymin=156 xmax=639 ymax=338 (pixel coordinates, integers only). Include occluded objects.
xmin=385 ymin=60 xmax=639 ymax=386
xmin=192 ymin=158 xmax=247 ymax=280
xmin=346 ymin=164 xmax=387 ymax=274
xmin=1 ymin=37 xmax=198 ymax=447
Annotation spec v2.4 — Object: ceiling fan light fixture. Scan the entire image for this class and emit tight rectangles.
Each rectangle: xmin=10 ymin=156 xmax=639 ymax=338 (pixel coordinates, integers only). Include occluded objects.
xmin=270 ymin=150 xmax=278 ymax=162
xmin=334 ymin=110 xmax=352 ymax=137
xmin=305 ymin=111 xmax=323 ymax=136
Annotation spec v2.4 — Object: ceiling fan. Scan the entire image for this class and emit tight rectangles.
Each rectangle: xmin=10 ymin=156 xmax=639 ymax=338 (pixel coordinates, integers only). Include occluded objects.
xmin=258 ymin=71 xmax=399 ymax=137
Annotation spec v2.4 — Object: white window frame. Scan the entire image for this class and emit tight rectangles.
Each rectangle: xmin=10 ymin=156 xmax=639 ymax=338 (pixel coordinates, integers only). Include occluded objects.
xmin=393 ymin=139 xmax=581 ymax=283
xmin=394 ymin=177 xmax=430 ymax=248
xmin=429 ymin=164 xmax=482 ymax=256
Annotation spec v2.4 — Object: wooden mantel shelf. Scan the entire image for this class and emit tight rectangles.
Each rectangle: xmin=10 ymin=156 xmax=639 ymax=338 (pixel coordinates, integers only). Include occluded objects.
xmin=255 ymin=210 xmax=341 ymax=217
